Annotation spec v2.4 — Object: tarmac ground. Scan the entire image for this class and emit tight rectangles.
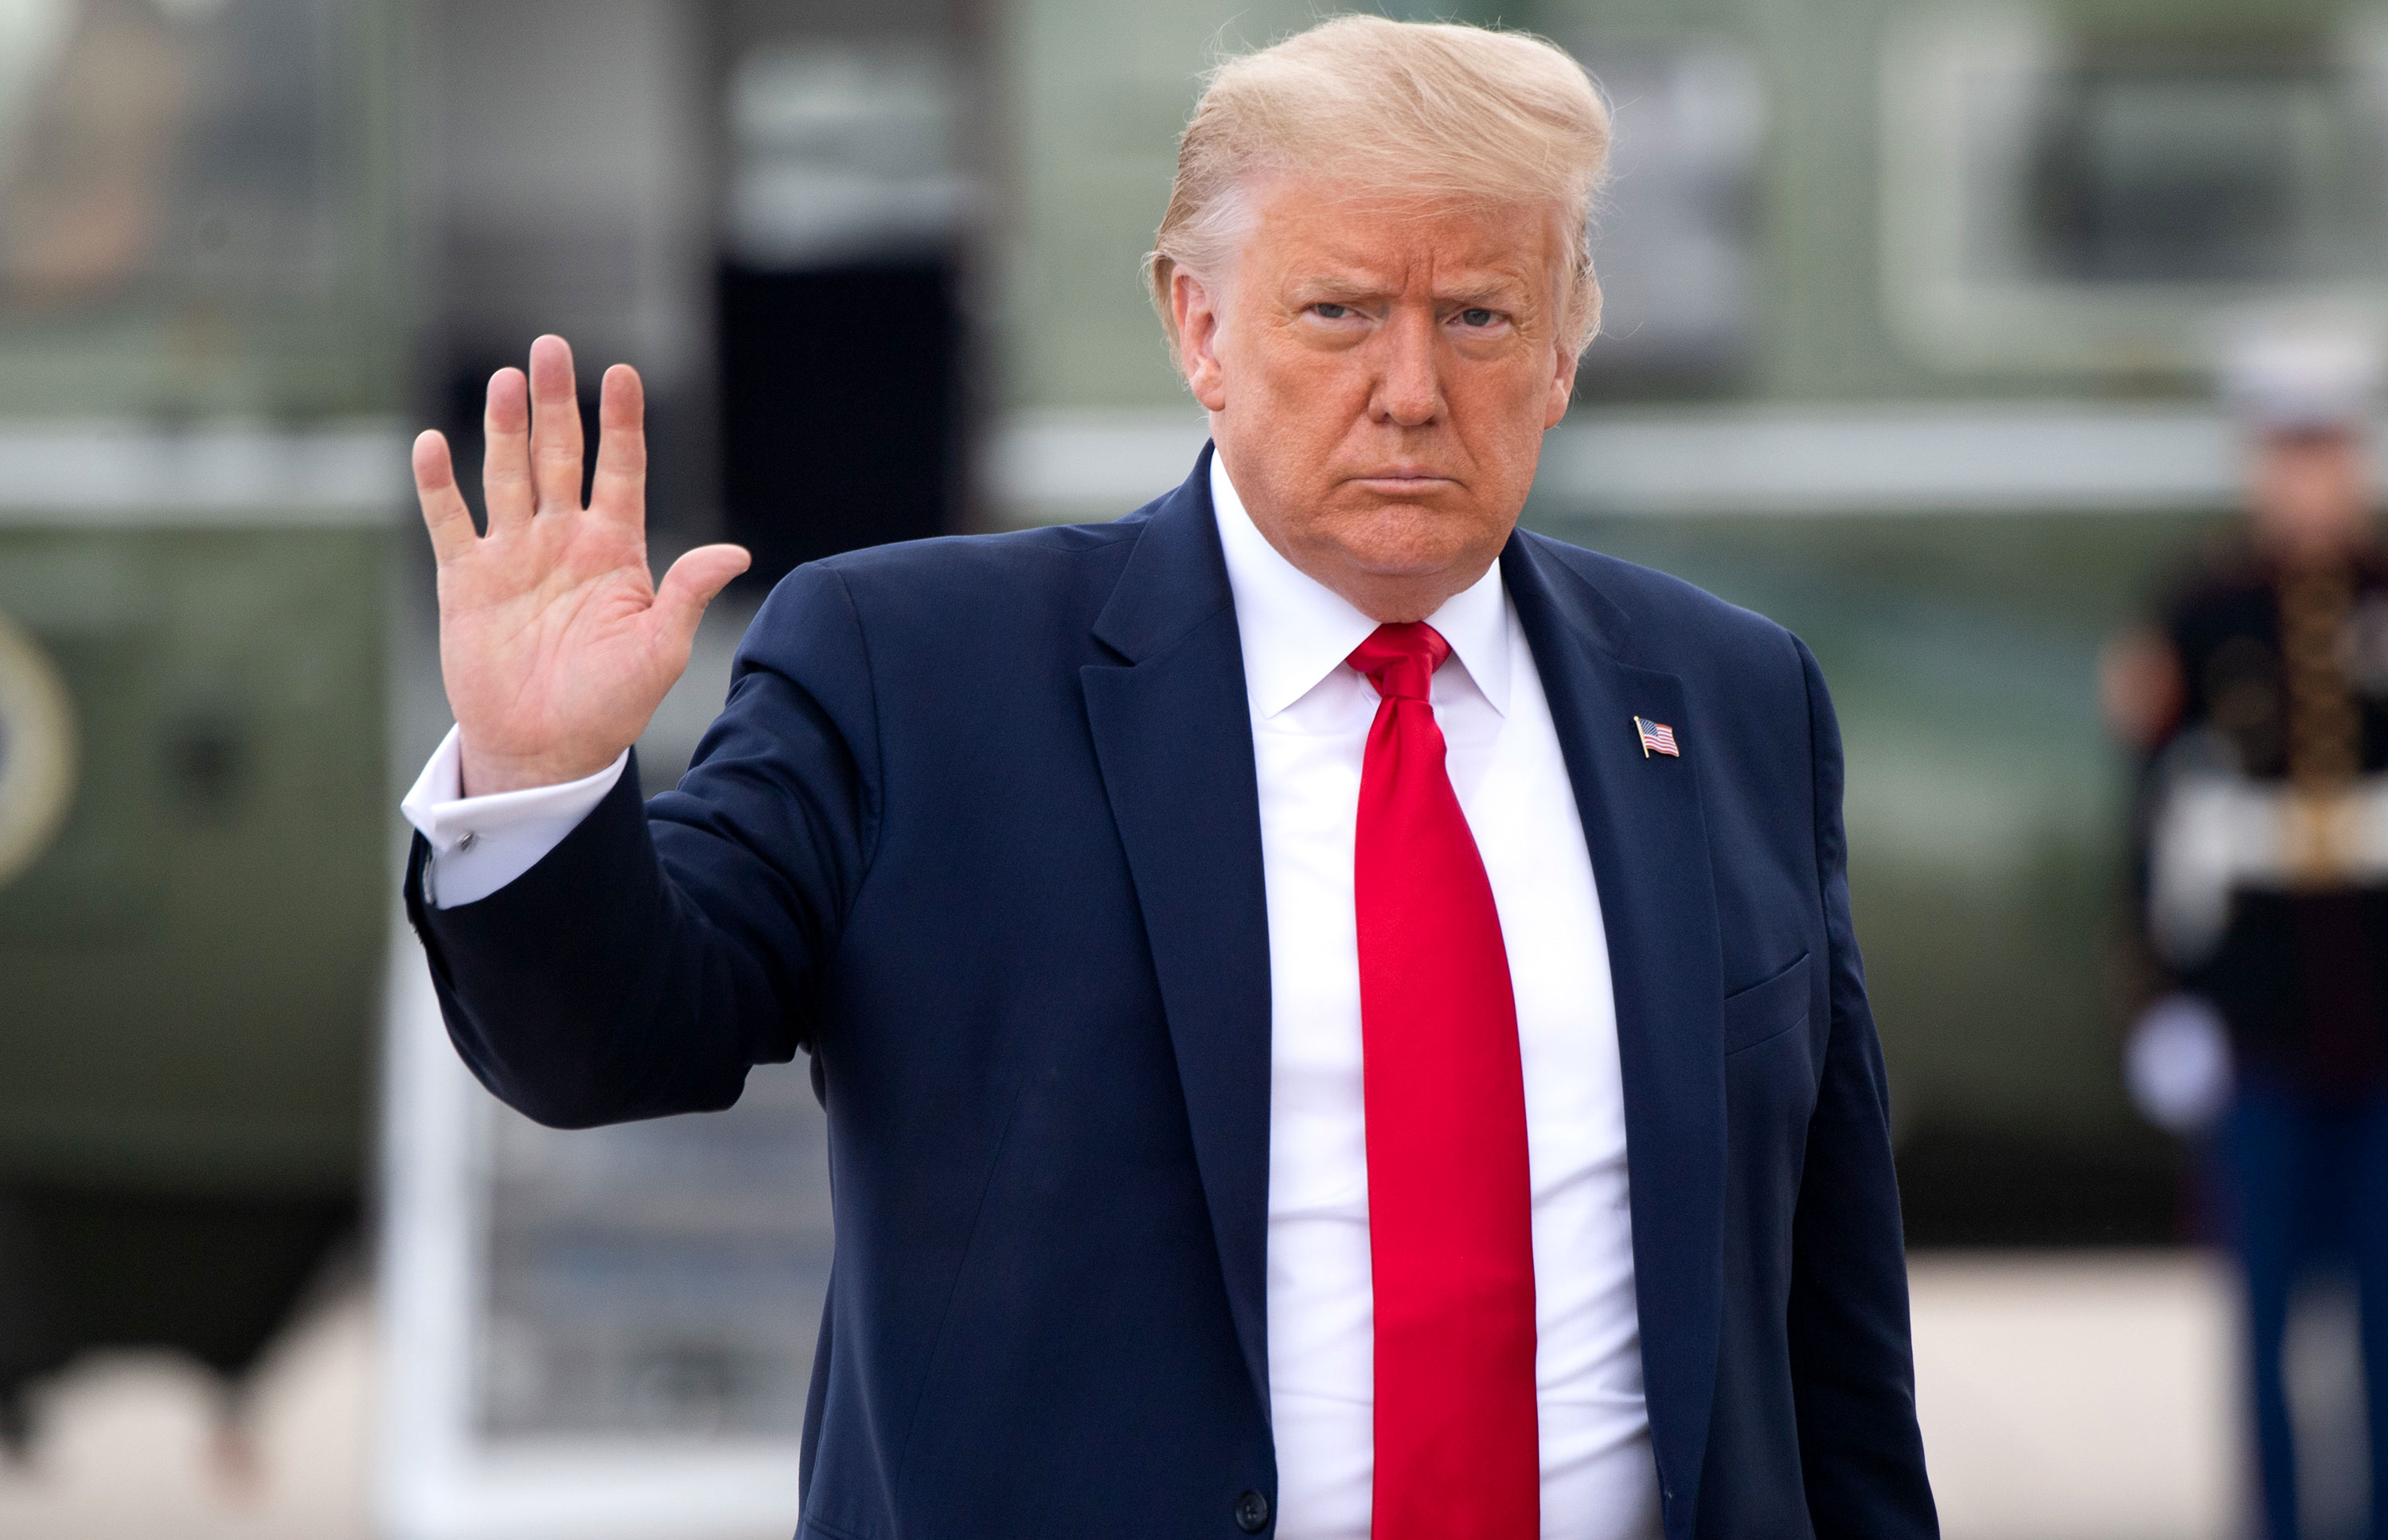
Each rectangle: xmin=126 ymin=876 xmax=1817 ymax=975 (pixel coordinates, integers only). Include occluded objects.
xmin=0 ymin=1250 xmax=2320 ymax=1540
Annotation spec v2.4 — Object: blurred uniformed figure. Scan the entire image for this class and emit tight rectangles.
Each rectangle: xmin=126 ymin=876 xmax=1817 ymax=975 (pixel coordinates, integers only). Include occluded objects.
xmin=2106 ymin=328 xmax=2388 ymax=1540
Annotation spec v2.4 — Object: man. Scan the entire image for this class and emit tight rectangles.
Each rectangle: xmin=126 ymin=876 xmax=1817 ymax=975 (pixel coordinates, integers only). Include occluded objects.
xmin=403 ymin=18 xmax=1935 ymax=1539
xmin=2110 ymin=329 xmax=2388 ymax=1540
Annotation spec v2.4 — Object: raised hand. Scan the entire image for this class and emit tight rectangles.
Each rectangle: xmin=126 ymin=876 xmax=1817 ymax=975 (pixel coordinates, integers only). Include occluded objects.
xmin=414 ymin=335 xmax=750 ymax=796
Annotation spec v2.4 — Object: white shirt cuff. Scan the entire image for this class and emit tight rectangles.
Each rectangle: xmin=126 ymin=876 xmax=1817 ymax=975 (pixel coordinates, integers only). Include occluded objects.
xmin=399 ymin=725 xmax=629 ymax=908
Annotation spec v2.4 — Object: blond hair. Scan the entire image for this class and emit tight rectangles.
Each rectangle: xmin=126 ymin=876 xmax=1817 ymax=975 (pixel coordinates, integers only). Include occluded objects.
xmin=1145 ymin=15 xmax=1611 ymax=359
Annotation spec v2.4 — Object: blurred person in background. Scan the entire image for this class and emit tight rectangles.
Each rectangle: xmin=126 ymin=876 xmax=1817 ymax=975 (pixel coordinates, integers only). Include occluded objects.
xmin=397 ymin=17 xmax=1933 ymax=1540
xmin=2106 ymin=328 xmax=2388 ymax=1540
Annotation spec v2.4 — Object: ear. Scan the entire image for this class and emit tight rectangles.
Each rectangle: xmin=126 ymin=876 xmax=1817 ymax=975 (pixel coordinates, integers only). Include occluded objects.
xmin=1543 ymin=341 xmax=1580 ymax=431
xmin=1171 ymin=269 xmax=1230 ymax=411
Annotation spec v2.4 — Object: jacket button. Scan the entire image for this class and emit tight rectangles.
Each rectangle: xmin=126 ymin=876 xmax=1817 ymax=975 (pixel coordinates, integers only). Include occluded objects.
xmin=1235 ymin=1488 xmax=1270 ymax=1533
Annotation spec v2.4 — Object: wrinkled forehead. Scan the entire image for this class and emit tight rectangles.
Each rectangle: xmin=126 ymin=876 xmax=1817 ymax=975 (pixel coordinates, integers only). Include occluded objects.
xmin=1227 ymin=173 xmax=1571 ymax=299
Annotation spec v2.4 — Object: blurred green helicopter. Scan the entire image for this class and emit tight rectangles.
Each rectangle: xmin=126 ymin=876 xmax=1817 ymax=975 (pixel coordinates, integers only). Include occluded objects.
xmin=0 ymin=0 xmax=398 ymax=1440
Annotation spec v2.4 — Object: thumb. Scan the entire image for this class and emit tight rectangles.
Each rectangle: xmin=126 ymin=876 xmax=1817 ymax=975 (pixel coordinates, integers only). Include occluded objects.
xmin=654 ymin=543 xmax=751 ymax=650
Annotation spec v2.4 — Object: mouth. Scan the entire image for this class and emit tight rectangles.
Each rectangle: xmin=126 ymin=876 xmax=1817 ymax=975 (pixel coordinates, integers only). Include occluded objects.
xmin=1345 ymin=469 xmax=1459 ymax=495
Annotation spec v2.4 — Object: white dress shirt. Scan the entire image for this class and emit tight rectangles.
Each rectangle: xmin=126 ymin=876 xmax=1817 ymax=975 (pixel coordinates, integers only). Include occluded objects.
xmin=1212 ymin=458 xmax=1656 ymax=1540
xmin=399 ymin=455 xmax=1657 ymax=1538
xmin=400 ymin=731 xmax=628 ymax=906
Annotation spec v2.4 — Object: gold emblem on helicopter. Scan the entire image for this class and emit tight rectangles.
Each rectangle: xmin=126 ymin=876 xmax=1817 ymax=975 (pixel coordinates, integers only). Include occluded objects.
xmin=0 ymin=605 xmax=76 ymax=889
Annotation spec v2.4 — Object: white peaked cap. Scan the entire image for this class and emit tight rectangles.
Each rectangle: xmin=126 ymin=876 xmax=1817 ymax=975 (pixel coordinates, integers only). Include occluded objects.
xmin=2221 ymin=326 xmax=2382 ymax=431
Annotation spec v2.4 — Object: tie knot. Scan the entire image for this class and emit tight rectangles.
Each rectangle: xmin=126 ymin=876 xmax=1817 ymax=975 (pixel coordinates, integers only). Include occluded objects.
xmin=1348 ymin=622 xmax=1450 ymax=703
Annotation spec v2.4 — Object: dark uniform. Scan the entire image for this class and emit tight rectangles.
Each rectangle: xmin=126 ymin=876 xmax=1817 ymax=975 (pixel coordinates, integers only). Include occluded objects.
xmin=2140 ymin=545 xmax=2388 ymax=1540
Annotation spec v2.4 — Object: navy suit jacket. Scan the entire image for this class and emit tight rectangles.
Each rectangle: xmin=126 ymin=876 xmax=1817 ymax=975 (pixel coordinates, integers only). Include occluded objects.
xmin=408 ymin=447 xmax=1936 ymax=1540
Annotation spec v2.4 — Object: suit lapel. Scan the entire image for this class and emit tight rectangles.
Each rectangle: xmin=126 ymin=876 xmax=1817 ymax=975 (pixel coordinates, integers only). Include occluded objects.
xmin=1081 ymin=447 xmax=1276 ymax=1417
xmin=1078 ymin=489 xmax=1727 ymax=1499
xmin=1504 ymin=533 xmax=1725 ymax=1536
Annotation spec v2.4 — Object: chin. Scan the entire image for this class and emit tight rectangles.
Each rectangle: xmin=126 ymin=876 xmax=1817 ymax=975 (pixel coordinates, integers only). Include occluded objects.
xmin=1332 ymin=526 xmax=1485 ymax=579
xmin=1334 ymin=500 xmax=1489 ymax=555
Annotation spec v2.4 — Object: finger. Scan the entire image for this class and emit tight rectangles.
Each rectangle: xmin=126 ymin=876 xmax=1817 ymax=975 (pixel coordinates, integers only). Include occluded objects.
xmin=526 ymin=333 xmax=586 ymax=515
xmin=589 ymin=362 xmax=646 ymax=532
xmin=482 ymin=367 xmax=533 ymax=535
xmin=652 ymin=544 xmax=752 ymax=653
xmin=412 ymin=430 xmax=478 ymax=562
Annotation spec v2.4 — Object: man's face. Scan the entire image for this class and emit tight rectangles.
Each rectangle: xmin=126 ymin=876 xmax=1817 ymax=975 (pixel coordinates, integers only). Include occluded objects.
xmin=1173 ymin=179 xmax=1580 ymax=622
xmin=2252 ymin=425 xmax=2374 ymax=560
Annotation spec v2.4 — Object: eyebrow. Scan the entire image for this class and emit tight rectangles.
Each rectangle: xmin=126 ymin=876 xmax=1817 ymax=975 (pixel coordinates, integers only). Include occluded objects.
xmin=1438 ymin=279 xmax=1527 ymax=306
xmin=1290 ymin=272 xmax=1532 ymax=306
xmin=1290 ymin=273 xmax=1387 ymax=298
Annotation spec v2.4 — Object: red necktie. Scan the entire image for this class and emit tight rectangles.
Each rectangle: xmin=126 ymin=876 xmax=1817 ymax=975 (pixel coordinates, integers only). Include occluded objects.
xmin=1348 ymin=622 xmax=1539 ymax=1538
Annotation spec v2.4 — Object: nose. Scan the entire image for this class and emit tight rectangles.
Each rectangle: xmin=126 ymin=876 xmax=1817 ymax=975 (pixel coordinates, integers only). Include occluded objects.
xmin=1369 ymin=306 xmax=1442 ymax=428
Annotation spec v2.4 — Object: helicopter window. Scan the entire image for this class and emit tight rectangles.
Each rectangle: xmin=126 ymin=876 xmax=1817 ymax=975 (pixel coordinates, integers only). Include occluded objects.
xmin=2026 ymin=60 xmax=2382 ymax=287
xmin=1881 ymin=13 xmax=2388 ymax=375
xmin=0 ymin=0 xmax=342 ymax=313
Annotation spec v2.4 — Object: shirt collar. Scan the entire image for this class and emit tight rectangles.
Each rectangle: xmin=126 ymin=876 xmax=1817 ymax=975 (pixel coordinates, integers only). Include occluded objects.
xmin=1210 ymin=449 xmax=1511 ymax=720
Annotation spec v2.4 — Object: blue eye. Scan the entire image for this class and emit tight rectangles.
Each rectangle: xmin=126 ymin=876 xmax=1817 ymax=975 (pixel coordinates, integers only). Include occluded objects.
xmin=1313 ymin=302 xmax=1350 ymax=319
xmin=1459 ymin=307 xmax=1496 ymax=328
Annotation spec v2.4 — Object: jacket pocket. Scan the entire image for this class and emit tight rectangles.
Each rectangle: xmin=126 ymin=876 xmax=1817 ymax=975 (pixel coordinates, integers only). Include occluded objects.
xmin=798 ymin=1514 xmax=873 ymax=1540
xmin=1721 ymin=951 xmax=1811 ymax=1057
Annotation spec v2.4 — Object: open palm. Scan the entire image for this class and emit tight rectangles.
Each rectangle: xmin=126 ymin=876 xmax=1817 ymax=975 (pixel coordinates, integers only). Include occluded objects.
xmin=415 ymin=335 xmax=750 ymax=796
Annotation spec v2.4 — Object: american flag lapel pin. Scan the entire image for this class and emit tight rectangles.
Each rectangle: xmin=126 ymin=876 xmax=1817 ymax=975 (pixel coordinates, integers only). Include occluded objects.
xmin=1635 ymin=716 xmax=1680 ymax=758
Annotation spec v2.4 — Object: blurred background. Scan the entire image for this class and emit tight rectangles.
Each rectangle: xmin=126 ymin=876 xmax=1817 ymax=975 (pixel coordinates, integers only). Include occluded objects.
xmin=0 ymin=0 xmax=2381 ymax=1534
